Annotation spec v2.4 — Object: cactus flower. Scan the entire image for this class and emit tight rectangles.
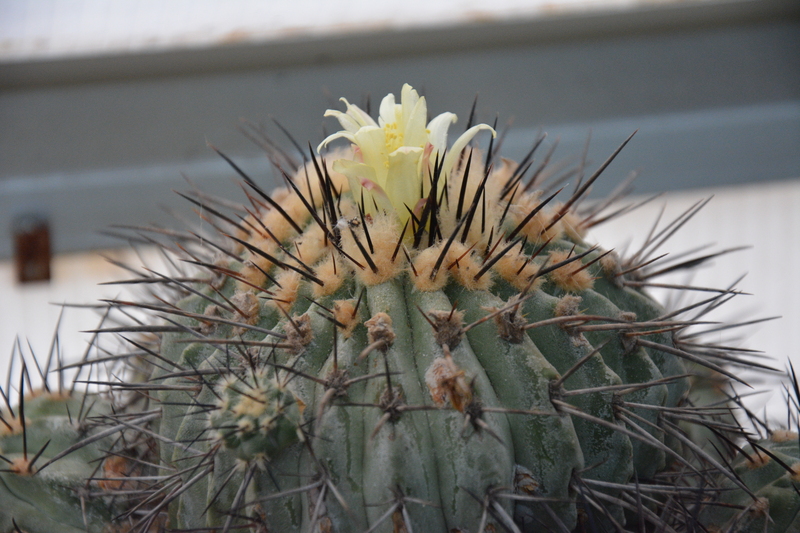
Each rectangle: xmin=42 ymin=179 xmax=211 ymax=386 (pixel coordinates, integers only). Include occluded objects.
xmin=318 ymin=83 xmax=495 ymax=223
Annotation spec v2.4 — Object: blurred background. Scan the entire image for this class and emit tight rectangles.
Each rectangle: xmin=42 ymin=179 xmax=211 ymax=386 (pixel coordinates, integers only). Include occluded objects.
xmin=1 ymin=0 xmax=798 ymax=419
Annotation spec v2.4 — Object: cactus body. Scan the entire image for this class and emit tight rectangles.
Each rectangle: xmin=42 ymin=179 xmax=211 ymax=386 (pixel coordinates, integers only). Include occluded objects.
xmin=127 ymin=85 xmax=735 ymax=531
xmin=1 ymin=84 xmax=794 ymax=533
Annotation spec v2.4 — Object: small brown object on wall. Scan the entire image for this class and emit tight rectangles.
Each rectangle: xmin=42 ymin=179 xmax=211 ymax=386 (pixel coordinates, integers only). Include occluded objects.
xmin=13 ymin=214 xmax=51 ymax=283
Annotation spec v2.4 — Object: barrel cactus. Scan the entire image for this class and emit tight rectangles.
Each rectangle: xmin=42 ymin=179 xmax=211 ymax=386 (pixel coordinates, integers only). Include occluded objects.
xmin=1 ymin=84 xmax=796 ymax=532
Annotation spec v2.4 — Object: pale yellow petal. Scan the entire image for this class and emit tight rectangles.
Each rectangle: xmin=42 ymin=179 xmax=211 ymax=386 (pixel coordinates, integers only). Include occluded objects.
xmin=333 ymin=159 xmax=377 ymax=182
xmin=400 ymin=84 xmax=421 ymax=125
xmin=353 ymin=126 xmax=389 ymax=186
xmin=426 ymin=112 xmax=458 ymax=155
xmin=378 ymin=92 xmax=397 ymax=128
xmin=385 ymin=147 xmax=424 ymax=219
xmin=403 ymin=97 xmax=428 ymax=148
xmin=442 ymin=124 xmax=496 ymax=177
xmin=317 ymin=130 xmax=356 ymax=153
xmin=333 ymin=160 xmax=392 ymax=215
xmin=323 ymin=109 xmax=362 ymax=133
xmin=340 ymin=97 xmax=377 ymax=128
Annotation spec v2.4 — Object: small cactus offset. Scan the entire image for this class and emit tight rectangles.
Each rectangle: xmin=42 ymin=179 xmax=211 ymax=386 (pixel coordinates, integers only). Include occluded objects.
xmin=0 ymin=389 xmax=114 ymax=533
xmin=1 ymin=84 xmax=796 ymax=532
xmin=700 ymin=427 xmax=800 ymax=532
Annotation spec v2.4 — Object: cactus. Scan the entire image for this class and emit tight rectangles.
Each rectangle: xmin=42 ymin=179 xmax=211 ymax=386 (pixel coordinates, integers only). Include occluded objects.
xmin=699 ymin=429 xmax=800 ymax=532
xmin=0 ymin=377 xmax=122 ymax=532
xmin=1 ymin=84 xmax=795 ymax=532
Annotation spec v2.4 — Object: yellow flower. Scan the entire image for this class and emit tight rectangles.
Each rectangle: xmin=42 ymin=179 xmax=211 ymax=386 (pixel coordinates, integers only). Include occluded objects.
xmin=318 ymin=84 xmax=494 ymax=224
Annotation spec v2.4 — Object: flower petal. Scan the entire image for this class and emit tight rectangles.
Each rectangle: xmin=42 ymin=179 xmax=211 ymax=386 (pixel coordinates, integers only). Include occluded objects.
xmin=333 ymin=159 xmax=393 ymax=215
xmin=385 ymin=146 xmax=424 ymax=219
xmin=317 ymin=130 xmax=356 ymax=153
xmin=353 ymin=126 xmax=389 ymax=186
xmin=400 ymin=84 xmax=421 ymax=125
xmin=426 ymin=112 xmax=458 ymax=156
xmin=378 ymin=92 xmax=397 ymax=128
xmin=442 ymin=123 xmax=496 ymax=176
xmin=323 ymin=109 xmax=362 ymax=133
xmin=340 ymin=98 xmax=377 ymax=128
xmin=402 ymin=96 xmax=428 ymax=148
